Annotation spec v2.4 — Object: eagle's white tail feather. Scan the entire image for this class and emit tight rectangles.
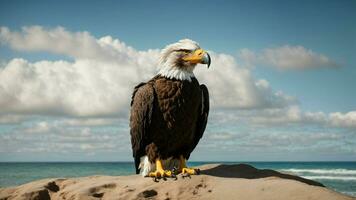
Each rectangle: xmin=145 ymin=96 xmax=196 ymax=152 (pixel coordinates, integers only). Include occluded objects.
xmin=139 ymin=156 xmax=153 ymax=177
xmin=139 ymin=156 xmax=180 ymax=177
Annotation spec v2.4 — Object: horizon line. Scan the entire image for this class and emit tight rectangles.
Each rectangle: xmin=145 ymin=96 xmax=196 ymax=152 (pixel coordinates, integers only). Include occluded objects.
xmin=1 ymin=160 xmax=355 ymax=163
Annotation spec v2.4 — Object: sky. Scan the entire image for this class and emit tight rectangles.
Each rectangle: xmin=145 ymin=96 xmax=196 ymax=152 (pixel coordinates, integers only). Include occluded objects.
xmin=0 ymin=0 xmax=355 ymax=161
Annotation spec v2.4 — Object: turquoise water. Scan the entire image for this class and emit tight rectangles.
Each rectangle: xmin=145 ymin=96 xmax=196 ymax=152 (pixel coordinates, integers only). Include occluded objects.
xmin=0 ymin=162 xmax=355 ymax=197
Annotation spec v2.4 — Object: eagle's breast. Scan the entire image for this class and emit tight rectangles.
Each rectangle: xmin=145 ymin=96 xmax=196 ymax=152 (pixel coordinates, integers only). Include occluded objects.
xmin=150 ymin=76 xmax=201 ymax=154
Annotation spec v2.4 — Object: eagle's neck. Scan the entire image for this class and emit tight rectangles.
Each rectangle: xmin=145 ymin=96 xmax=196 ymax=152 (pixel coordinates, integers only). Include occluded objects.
xmin=158 ymin=65 xmax=195 ymax=82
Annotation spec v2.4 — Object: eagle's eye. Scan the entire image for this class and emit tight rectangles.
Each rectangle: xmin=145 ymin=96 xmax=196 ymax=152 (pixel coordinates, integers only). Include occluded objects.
xmin=175 ymin=49 xmax=192 ymax=54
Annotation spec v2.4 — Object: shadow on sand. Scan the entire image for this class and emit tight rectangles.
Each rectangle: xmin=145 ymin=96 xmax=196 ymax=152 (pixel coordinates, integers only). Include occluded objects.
xmin=201 ymin=164 xmax=324 ymax=187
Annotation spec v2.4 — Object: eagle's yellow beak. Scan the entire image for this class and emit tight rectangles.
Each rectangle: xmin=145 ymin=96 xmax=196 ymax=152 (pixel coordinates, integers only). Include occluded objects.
xmin=182 ymin=49 xmax=211 ymax=68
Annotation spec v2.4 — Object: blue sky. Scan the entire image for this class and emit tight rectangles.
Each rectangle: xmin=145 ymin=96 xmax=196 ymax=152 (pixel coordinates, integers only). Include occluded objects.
xmin=0 ymin=0 xmax=355 ymax=161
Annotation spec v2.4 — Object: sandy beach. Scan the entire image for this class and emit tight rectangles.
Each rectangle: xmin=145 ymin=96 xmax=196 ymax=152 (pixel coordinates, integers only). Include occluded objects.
xmin=0 ymin=164 xmax=354 ymax=200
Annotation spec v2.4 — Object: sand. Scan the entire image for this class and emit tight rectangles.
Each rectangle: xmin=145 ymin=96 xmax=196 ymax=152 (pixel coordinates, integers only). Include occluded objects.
xmin=0 ymin=164 xmax=354 ymax=200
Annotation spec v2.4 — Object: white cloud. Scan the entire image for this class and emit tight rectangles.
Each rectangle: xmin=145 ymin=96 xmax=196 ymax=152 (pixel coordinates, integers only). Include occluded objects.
xmin=0 ymin=26 xmax=295 ymax=118
xmin=0 ymin=26 xmax=124 ymax=62
xmin=57 ymin=118 xmax=119 ymax=126
xmin=239 ymin=45 xmax=338 ymax=70
xmin=249 ymin=106 xmax=356 ymax=128
xmin=195 ymin=121 xmax=356 ymax=160
xmin=208 ymin=132 xmax=237 ymax=140
xmin=0 ymin=114 xmax=26 ymax=124
xmin=0 ymin=119 xmax=129 ymax=154
xmin=0 ymin=58 xmax=140 ymax=116
xmin=195 ymin=53 xmax=295 ymax=109
xmin=0 ymin=26 xmax=160 ymax=117
xmin=24 ymin=121 xmax=50 ymax=133
xmin=328 ymin=111 xmax=356 ymax=128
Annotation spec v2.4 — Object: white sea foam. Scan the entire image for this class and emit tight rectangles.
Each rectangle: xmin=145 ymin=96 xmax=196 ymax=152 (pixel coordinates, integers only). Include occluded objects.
xmin=281 ymin=168 xmax=356 ymax=175
xmin=303 ymin=176 xmax=356 ymax=181
xmin=343 ymin=191 xmax=356 ymax=197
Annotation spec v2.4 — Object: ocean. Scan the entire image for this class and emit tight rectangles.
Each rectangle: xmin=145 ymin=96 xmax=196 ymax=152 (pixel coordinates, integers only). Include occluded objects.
xmin=0 ymin=162 xmax=355 ymax=197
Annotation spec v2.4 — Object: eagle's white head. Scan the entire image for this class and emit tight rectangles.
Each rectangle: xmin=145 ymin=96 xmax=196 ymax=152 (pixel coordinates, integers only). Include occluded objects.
xmin=158 ymin=39 xmax=211 ymax=81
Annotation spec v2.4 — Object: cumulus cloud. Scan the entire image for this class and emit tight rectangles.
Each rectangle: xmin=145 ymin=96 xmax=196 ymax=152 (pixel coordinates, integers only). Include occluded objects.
xmin=24 ymin=121 xmax=51 ymax=133
xmin=208 ymin=132 xmax=238 ymax=140
xmin=239 ymin=45 xmax=338 ymax=70
xmin=0 ymin=58 xmax=146 ymax=117
xmin=194 ymin=119 xmax=356 ymax=161
xmin=0 ymin=119 xmax=129 ymax=155
xmin=0 ymin=26 xmax=295 ymax=118
xmin=0 ymin=114 xmax=27 ymax=124
xmin=57 ymin=118 xmax=120 ymax=127
xmin=195 ymin=53 xmax=296 ymax=109
xmin=0 ymin=26 xmax=128 ymax=62
xmin=249 ymin=106 xmax=356 ymax=128
xmin=325 ymin=111 xmax=356 ymax=128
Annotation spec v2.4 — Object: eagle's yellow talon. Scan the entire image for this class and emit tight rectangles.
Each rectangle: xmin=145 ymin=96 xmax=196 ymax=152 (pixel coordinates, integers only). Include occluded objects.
xmin=148 ymin=159 xmax=173 ymax=178
xmin=149 ymin=169 xmax=172 ymax=177
xmin=179 ymin=155 xmax=200 ymax=175
xmin=181 ymin=167 xmax=198 ymax=175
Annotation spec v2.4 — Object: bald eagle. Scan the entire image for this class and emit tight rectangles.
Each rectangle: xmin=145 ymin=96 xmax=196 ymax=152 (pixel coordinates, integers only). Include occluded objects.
xmin=130 ymin=39 xmax=210 ymax=178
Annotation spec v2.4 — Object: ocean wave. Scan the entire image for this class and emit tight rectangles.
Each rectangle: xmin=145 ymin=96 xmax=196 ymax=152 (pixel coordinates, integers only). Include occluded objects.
xmin=281 ymin=168 xmax=356 ymax=175
xmin=303 ymin=176 xmax=356 ymax=181
xmin=342 ymin=191 xmax=356 ymax=197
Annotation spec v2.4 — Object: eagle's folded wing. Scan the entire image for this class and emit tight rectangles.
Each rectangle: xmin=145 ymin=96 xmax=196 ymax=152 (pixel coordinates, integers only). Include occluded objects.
xmin=189 ymin=84 xmax=209 ymax=158
xmin=130 ymin=82 xmax=155 ymax=174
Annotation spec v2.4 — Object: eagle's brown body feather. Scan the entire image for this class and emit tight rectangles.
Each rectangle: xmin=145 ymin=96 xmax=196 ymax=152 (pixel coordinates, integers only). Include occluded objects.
xmin=130 ymin=75 xmax=209 ymax=174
